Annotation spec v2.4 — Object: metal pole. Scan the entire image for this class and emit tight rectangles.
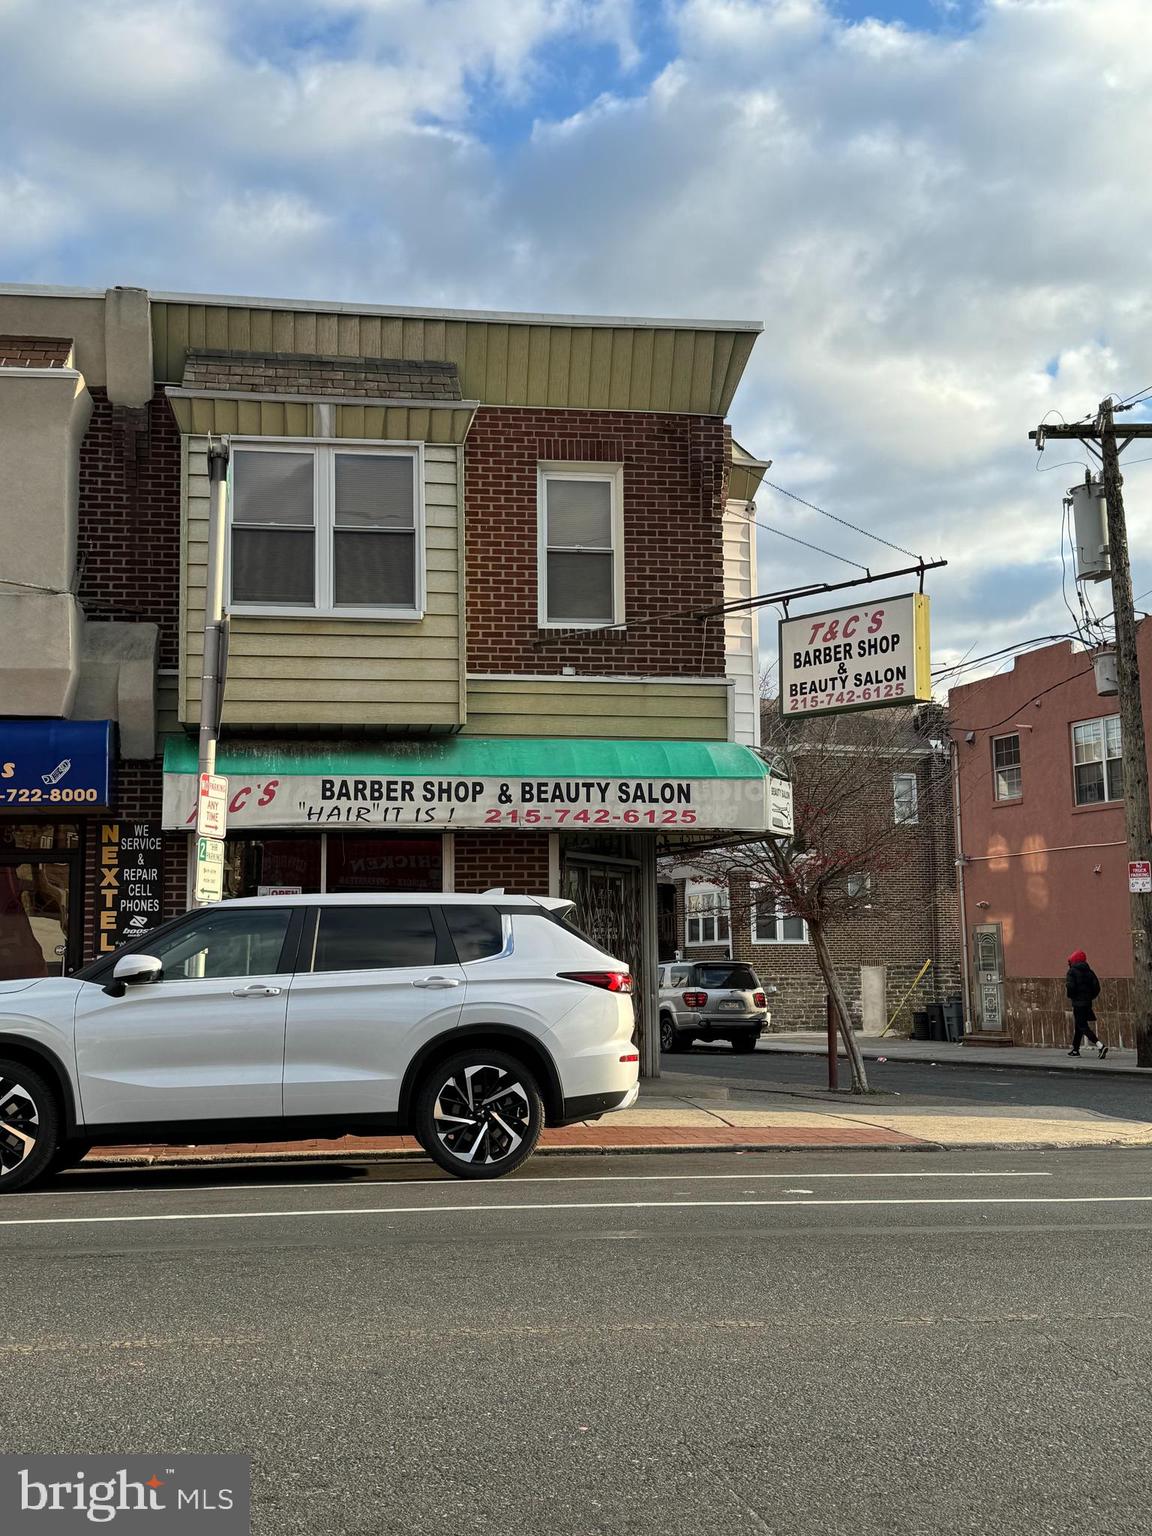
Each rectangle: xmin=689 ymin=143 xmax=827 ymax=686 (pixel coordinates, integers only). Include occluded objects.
xmin=199 ymin=438 xmax=229 ymax=784
xmin=1098 ymin=400 xmax=1152 ymax=1066
xmin=951 ymin=740 xmax=974 ymax=1031
xmin=638 ymin=838 xmax=661 ymax=1079
xmin=826 ymin=993 xmax=838 ymax=1092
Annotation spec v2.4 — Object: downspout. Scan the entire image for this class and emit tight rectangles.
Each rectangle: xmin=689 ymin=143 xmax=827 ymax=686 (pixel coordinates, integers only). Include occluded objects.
xmin=951 ymin=739 xmax=973 ymax=1030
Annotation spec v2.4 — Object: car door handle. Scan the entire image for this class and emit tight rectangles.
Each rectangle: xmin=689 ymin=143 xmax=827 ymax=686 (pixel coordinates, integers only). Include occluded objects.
xmin=232 ymin=984 xmax=283 ymax=997
xmin=412 ymin=976 xmax=462 ymax=989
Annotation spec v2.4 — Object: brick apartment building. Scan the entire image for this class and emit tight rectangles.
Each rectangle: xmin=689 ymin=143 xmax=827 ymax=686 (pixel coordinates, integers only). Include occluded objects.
xmin=661 ymin=704 xmax=961 ymax=1032
xmin=0 ymin=282 xmax=785 ymax=1072
xmin=949 ymin=632 xmax=1152 ymax=1048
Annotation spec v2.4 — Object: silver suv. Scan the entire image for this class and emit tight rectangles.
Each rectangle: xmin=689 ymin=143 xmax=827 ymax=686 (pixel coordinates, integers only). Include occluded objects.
xmin=658 ymin=961 xmax=771 ymax=1054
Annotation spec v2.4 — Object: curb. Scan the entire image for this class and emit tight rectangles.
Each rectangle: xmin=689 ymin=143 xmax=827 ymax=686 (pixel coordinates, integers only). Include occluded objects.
xmin=756 ymin=1044 xmax=1152 ymax=1080
xmin=77 ymin=1137 xmax=1152 ymax=1171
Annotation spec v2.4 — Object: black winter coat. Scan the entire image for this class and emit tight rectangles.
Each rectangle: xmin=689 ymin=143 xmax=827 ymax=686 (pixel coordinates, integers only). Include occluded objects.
xmin=1066 ymin=961 xmax=1101 ymax=1009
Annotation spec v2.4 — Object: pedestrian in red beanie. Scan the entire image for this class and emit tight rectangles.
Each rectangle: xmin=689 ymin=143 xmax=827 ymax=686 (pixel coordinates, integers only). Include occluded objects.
xmin=1066 ymin=949 xmax=1108 ymax=1059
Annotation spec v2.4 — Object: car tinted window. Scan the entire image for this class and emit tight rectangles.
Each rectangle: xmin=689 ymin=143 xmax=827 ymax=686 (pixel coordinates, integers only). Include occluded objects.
xmin=148 ymin=909 xmax=293 ymax=980
xmin=445 ymin=906 xmax=504 ymax=962
xmin=696 ymin=964 xmax=759 ymax=990
xmin=670 ymin=967 xmax=692 ymax=986
xmin=312 ymin=906 xmax=437 ymax=972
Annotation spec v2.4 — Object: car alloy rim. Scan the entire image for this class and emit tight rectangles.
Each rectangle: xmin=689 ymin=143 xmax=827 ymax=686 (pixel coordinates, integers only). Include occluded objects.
xmin=0 ymin=1078 xmax=40 ymax=1178
xmin=660 ymin=1019 xmax=675 ymax=1049
xmin=433 ymin=1065 xmax=531 ymax=1165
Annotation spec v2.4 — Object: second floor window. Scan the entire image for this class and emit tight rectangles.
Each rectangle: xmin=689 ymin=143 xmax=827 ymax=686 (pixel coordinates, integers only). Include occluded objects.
xmin=538 ymin=466 xmax=623 ymax=627
xmin=1073 ymin=715 xmax=1123 ymax=805
xmin=230 ymin=444 xmax=421 ymax=618
xmin=992 ymin=733 xmax=1022 ymax=801
xmin=893 ymin=771 xmax=919 ymax=825
xmin=685 ymin=881 xmax=729 ymax=945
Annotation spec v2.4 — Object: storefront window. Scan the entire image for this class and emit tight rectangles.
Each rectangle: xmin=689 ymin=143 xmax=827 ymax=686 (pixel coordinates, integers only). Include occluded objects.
xmin=221 ymin=833 xmax=442 ymax=898
xmin=0 ymin=822 xmax=80 ymax=853
xmin=223 ymin=836 xmax=322 ymax=899
xmin=325 ymin=835 xmax=441 ymax=894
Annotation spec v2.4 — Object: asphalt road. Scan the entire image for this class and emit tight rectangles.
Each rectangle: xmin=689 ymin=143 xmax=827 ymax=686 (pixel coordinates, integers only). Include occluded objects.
xmin=665 ymin=1041 xmax=1152 ymax=1118
xmin=5 ymin=1148 xmax=1152 ymax=1535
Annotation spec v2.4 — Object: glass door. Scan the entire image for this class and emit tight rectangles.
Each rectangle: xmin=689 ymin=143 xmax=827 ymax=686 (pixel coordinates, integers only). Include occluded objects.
xmin=0 ymin=823 xmax=82 ymax=978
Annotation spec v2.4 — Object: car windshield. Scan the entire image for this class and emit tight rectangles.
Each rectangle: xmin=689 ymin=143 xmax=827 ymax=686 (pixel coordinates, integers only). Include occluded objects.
xmin=696 ymin=964 xmax=759 ymax=990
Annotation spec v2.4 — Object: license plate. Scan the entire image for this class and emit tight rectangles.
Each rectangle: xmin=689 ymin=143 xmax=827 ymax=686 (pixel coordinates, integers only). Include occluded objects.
xmin=718 ymin=1000 xmax=744 ymax=1011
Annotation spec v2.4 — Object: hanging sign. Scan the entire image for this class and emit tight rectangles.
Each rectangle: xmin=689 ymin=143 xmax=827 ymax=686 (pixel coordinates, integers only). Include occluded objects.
xmin=779 ymin=593 xmax=932 ymax=717
xmin=97 ymin=822 xmax=165 ymax=953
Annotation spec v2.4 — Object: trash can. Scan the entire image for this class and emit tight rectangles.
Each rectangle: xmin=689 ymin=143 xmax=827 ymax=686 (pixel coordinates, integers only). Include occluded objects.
xmin=943 ymin=997 xmax=964 ymax=1042
xmin=911 ymin=1010 xmax=930 ymax=1041
xmin=927 ymin=1002 xmax=946 ymax=1042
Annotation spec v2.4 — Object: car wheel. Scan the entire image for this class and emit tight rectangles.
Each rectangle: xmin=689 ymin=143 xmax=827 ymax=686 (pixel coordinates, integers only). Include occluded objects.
xmin=0 ymin=1058 xmax=60 ymax=1194
xmin=731 ymin=1032 xmax=760 ymax=1054
xmin=414 ymin=1049 xmax=544 ymax=1180
xmin=660 ymin=1014 xmax=688 ymax=1053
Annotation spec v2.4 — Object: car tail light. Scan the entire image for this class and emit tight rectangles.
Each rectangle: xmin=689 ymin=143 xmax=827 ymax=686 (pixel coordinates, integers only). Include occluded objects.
xmin=682 ymin=990 xmax=708 ymax=1008
xmin=620 ymin=1052 xmax=639 ymax=1063
xmin=754 ymin=991 xmax=767 ymax=1008
xmin=559 ymin=971 xmax=633 ymax=993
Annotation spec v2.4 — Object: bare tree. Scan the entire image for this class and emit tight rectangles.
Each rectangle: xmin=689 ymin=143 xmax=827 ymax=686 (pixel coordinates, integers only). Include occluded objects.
xmin=696 ymin=706 xmax=951 ymax=1093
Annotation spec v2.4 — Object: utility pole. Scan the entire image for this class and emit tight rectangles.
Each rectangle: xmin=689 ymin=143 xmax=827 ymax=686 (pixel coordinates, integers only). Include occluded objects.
xmin=1031 ymin=403 xmax=1152 ymax=1066
xmin=199 ymin=437 xmax=230 ymax=784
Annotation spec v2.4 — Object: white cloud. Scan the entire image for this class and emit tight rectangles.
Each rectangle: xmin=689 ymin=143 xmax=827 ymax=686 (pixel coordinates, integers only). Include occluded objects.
xmin=1 ymin=0 xmax=1150 ymax=670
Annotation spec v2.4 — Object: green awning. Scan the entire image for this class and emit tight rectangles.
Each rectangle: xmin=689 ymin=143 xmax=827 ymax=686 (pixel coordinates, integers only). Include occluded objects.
xmin=162 ymin=736 xmax=772 ymax=781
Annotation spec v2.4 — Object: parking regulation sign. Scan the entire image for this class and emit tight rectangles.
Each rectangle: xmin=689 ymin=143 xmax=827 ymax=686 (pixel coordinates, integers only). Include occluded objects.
xmin=1129 ymin=860 xmax=1151 ymax=894
xmin=194 ymin=836 xmax=225 ymax=903
xmin=196 ymin=774 xmax=229 ymax=839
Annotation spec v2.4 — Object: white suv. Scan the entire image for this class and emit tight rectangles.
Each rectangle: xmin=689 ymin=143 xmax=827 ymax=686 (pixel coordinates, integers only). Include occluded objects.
xmin=0 ymin=894 xmax=639 ymax=1192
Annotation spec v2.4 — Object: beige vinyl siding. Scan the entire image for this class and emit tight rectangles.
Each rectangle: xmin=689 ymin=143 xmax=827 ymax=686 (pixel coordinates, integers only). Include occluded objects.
xmin=723 ymin=504 xmax=759 ymax=748
xmin=166 ymin=394 xmax=476 ymax=443
xmin=153 ymin=302 xmax=757 ymax=418
xmin=463 ymin=679 xmax=730 ymax=740
xmin=180 ymin=438 xmax=464 ymax=729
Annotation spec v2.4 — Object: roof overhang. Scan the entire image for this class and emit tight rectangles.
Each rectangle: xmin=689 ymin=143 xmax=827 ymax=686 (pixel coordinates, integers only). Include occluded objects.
xmin=164 ymin=387 xmax=479 ymax=443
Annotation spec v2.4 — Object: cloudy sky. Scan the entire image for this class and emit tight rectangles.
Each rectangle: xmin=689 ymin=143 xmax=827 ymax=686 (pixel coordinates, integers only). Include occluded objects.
xmin=3 ymin=0 xmax=1150 ymax=692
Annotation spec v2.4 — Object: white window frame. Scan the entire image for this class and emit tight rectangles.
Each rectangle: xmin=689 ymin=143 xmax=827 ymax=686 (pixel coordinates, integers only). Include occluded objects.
xmin=227 ymin=437 xmax=426 ymax=621
xmin=537 ymin=462 xmax=625 ymax=629
xmin=684 ymin=881 xmax=730 ymax=946
xmin=751 ymin=885 xmax=809 ymax=944
xmin=1072 ymin=714 xmax=1123 ymax=805
xmin=893 ymin=770 xmax=920 ymax=825
xmin=992 ymin=732 xmax=1022 ymax=802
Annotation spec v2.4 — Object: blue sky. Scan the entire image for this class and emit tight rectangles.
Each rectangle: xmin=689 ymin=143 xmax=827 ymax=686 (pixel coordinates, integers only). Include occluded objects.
xmin=1 ymin=0 xmax=1149 ymax=686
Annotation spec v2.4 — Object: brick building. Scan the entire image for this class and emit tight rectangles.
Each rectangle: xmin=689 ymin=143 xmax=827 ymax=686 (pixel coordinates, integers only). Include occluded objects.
xmin=661 ymin=704 xmax=961 ymax=1033
xmin=949 ymin=633 xmax=1152 ymax=1049
xmin=0 ymin=283 xmax=784 ymax=1072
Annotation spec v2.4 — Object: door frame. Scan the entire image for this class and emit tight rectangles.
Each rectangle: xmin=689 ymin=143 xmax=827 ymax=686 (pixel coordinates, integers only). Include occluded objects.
xmin=0 ymin=846 xmax=84 ymax=976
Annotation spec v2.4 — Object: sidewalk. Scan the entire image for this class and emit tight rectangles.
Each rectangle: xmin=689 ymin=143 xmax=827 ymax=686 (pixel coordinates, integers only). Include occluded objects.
xmin=760 ymin=1033 xmax=1149 ymax=1076
xmin=82 ymin=1068 xmax=1152 ymax=1170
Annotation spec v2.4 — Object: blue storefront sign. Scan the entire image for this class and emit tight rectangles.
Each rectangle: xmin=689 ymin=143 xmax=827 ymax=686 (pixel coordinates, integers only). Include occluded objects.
xmin=0 ymin=720 xmax=113 ymax=809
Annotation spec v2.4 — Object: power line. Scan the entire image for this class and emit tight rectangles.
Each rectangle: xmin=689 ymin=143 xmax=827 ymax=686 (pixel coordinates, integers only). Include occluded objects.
xmin=734 ymin=505 xmax=869 ymax=573
xmin=953 ymin=666 xmax=1095 ymax=733
xmin=760 ymin=480 xmax=923 ymax=562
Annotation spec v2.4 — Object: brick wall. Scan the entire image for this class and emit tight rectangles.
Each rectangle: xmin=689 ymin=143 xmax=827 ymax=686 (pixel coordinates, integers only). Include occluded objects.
xmin=73 ymin=387 xmax=184 ymax=957
xmin=453 ymin=831 xmax=551 ymax=895
xmin=0 ymin=335 xmax=72 ymax=366
xmin=183 ymin=350 xmax=460 ymax=399
xmin=465 ymin=408 xmax=729 ymax=675
xmin=77 ymin=387 xmax=182 ymax=670
xmin=1005 ymin=977 xmax=1136 ymax=1051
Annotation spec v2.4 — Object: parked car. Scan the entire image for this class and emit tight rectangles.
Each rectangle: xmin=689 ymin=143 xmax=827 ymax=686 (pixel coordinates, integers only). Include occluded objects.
xmin=658 ymin=961 xmax=772 ymax=1053
xmin=0 ymin=893 xmax=640 ymax=1193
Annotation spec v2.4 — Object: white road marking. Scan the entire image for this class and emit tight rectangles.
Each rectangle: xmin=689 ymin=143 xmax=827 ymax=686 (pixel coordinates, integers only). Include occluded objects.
xmin=1 ymin=1193 xmax=1146 ymax=1229
xmin=54 ymin=1169 xmax=1055 ymax=1198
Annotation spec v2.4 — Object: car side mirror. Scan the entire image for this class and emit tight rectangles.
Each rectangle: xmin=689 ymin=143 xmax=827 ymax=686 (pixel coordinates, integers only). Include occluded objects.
xmin=105 ymin=954 xmax=162 ymax=997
